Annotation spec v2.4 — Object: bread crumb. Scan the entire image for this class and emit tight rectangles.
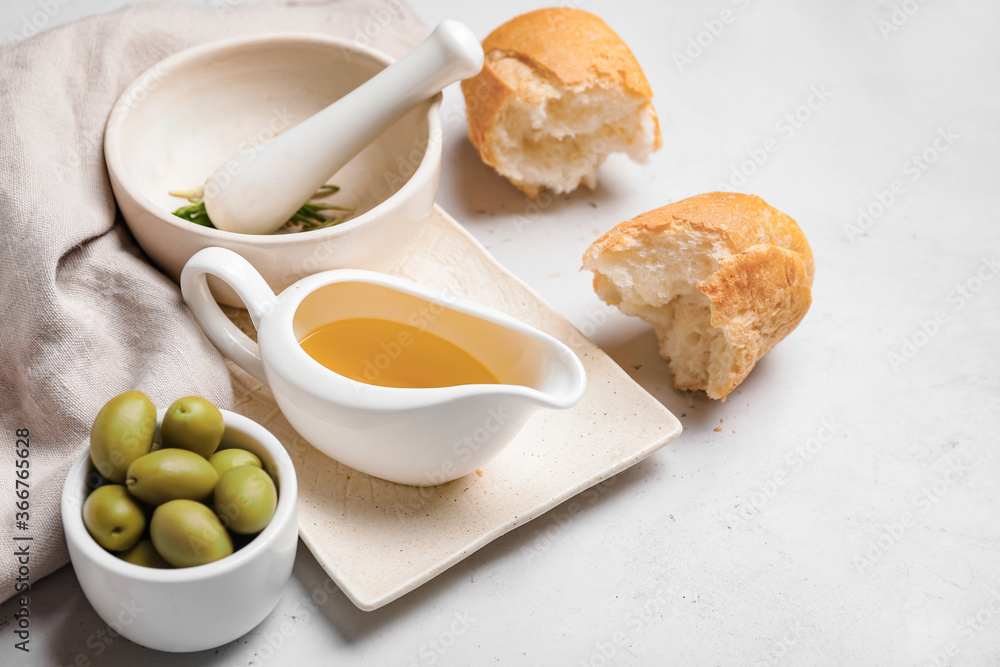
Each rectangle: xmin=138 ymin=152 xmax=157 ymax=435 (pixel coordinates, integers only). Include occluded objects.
xmin=719 ymin=418 xmax=724 ymax=423
xmin=476 ymin=469 xmax=483 ymax=477
xmin=732 ymin=429 xmax=736 ymax=434
xmin=713 ymin=426 xmax=722 ymax=432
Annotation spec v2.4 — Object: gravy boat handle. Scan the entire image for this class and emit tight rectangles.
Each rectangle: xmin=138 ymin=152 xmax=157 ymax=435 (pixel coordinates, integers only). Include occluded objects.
xmin=180 ymin=247 xmax=279 ymax=384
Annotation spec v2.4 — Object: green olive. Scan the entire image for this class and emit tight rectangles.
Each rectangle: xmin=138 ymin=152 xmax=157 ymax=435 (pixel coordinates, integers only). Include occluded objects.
xmin=89 ymin=391 xmax=156 ymax=484
xmin=208 ymin=448 xmax=262 ymax=478
xmin=117 ymin=539 xmax=172 ymax=568
xmin=214 ymin=466 xmax=278 ymax=535
xmin=126 ymin=448 xmax=219 ymax=506
xmin=150 ymin=500 xmax=233 ymax=567
xmin=82 ymin=485 xmax=145 ymax=552
xmin=161 ymin=396 xmax=225 ymax=459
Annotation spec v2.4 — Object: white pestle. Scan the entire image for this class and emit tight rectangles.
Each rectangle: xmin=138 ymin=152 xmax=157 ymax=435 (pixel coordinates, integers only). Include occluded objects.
xmin=202 ymin=21 xmax=484 ymax=235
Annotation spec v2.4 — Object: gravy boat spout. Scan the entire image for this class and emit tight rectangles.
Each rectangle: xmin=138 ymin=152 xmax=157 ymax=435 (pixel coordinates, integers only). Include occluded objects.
xmin=181 ymin=247 xmax=587 ymax=486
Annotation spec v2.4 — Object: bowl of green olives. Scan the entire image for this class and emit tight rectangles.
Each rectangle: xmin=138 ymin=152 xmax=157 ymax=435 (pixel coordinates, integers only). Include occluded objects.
xmin=61 ymin=392 xmax=298 ymax=653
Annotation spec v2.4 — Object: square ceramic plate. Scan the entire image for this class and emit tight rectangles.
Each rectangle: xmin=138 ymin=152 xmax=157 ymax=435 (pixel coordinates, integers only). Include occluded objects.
xmin=225 ymin=205 xmax=682 ymax=610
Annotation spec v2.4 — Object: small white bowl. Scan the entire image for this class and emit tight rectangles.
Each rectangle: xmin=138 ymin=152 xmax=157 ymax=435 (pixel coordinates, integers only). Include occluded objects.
xmin=61 ymin=409 xmax=298 ymax=653
xmin=104 ymin=33 xmax=442 ymax=307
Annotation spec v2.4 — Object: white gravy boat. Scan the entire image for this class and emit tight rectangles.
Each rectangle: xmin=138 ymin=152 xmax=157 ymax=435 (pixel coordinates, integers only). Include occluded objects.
xmin=180 ymin=247 xmax=587 ymax=485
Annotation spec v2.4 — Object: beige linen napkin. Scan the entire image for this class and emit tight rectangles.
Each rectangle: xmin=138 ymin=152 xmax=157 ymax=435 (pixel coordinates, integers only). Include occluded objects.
xmin=0 ymin=0 xmax=428 ymax=604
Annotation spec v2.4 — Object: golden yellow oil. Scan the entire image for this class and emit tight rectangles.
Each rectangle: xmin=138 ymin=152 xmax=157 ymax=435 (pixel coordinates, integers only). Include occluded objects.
xmin=299 ymin=317 xmax=500 ymax=388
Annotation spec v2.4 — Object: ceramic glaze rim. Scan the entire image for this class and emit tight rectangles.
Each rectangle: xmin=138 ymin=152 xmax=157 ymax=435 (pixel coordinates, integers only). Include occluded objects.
xmin=103 ymin=32 xmax=442 ymax=246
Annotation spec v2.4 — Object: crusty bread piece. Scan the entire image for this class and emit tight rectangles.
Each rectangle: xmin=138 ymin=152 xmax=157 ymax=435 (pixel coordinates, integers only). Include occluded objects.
xmin=461 ymin=8 xmax=661 ymax=198
xmin=582 ymin=192 xmax=814 ymax=400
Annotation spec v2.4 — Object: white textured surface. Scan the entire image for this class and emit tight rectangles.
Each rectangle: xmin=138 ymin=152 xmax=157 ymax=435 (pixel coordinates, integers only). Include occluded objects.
xmin=3 ymin=0 xmax=999 ymax=665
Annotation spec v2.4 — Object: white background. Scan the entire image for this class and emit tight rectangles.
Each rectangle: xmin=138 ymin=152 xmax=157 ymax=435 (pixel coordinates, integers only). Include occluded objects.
xmin=2 ymin=0 xmax=999 ymax=665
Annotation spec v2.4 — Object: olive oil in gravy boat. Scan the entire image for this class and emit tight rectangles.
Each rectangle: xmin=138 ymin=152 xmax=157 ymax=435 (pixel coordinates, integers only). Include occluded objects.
xmin=181 ymin=247 xmax=587 ymax=486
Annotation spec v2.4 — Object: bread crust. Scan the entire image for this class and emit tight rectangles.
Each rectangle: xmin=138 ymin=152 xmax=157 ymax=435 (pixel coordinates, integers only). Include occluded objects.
xmin=582 ymin=192 xmax=814 ymax=399
xmin=479 ymin=8 xmax=654 ymax=98
xmin=461 ymin=8 xmax=661 ymax=197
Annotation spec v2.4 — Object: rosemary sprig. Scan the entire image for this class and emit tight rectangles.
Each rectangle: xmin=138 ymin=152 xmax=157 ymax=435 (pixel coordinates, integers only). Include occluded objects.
xmin=171 ymin=201 xmax=215 ymax=228
xmin=167 ymin=186 xmax=355 ymax=232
